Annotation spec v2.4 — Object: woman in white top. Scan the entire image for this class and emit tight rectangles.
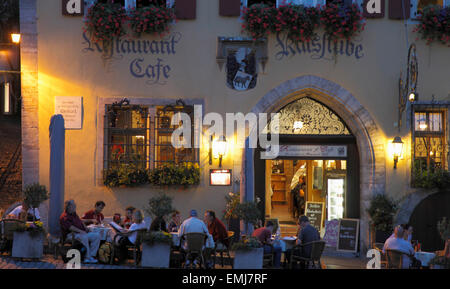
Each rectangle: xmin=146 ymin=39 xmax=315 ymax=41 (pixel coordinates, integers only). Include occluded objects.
xmin=7 ymin=202 xmax=40 ymax=221
xmin=116 ymin=210 xmax=147 ymax=263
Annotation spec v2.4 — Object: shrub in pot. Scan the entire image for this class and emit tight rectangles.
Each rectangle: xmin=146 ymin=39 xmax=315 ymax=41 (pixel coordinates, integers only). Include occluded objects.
xmin=367 ymin=194 xmax=398 ymax=243
xmin=141 ymin=231 xmax=172 ymax=268
xmin=231 ymin=236 xmax=263 ymax=269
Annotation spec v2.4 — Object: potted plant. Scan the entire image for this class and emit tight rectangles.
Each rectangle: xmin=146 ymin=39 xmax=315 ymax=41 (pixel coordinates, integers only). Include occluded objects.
xmin=141 ymin=193 xmax=175 ymax=267
xmin=235 ymin=201 xmax=262 ymax=236
xmin=12 ymin=183 xmax=49 ymax=259
xmin=367 ymin=194 xmax=398 ymax=244
xmin=231 ymin=236 xmax=263 ymax=269
xmin=141 ymin=231 xmax=173 ymax=268
xmin=223 ymin=192 xmax=241 ymax=242
xmin=429 ymin=255 xmax=450 ymax=269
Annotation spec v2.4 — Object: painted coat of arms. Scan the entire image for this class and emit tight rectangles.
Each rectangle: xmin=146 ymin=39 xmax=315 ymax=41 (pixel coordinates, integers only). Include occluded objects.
xmin=226 ymin=47 xmax=257 ymax=91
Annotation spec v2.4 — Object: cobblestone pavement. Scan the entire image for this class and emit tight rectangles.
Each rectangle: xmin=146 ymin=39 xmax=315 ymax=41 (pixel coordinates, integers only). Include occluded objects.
xmin=0 ymin=116 xmax=22 ymax=212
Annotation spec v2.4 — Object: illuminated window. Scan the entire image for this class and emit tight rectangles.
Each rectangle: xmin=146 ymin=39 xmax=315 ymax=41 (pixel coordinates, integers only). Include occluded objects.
xmin=413 ymin=110 xmax=447 ymax=172
xmin=412 ymin=0 xmax=449 ymax=18
xmin=3 ymin=82 xmax=10 ymax=114
xmin=154 ymin=103 xmax=198 ymax=168
xmin=105 ymin=104 xmax=149 ymax=170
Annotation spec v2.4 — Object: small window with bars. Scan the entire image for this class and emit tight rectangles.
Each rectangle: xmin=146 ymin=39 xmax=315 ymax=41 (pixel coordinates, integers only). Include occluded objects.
xmin=413 ymin=110 xmax=447 ymax=172
xmin=154 ymin=101 xmax=198 ymax=168
xmin=104 ymin=103 xmax=150 ymax=170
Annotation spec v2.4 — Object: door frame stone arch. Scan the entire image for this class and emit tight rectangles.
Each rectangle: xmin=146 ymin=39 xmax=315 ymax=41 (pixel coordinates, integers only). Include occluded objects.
xmin=240 ymin=75 xmax=386 ymax=252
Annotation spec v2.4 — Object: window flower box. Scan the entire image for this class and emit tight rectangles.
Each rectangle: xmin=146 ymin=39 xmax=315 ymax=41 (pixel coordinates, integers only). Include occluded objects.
xmin=414 ymin=5 xmax=450 ymax=46
xmin=84 ymin=2 xmax=128 ymax=44
xmin=128 ymin=5 xmax=176 ymax=37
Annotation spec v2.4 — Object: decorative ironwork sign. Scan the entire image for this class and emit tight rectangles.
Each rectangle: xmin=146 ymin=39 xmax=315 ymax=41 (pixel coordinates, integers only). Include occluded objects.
xmin=264 ymin=97 xmax=351 ymax=135
xmin=398 ymin=43 xmax=418 ymax=130
xmin=261 ymin=145 xmax=348 ymax=159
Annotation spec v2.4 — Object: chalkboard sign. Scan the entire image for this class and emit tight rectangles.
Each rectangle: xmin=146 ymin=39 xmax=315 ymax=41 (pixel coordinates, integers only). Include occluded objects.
xmin=337 ymin=218 xmax=360 ymax=253
xmin=305 ymin=202 xmax=324 ymax=233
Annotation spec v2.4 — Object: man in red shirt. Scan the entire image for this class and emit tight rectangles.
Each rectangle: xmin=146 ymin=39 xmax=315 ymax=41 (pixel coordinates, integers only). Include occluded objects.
xmin=82 ymin=201 xmax=105 ymax=225
xmin=60 ymin=200 xmax=101 ymax=264
xmin=252 ymin=220 xmax=282 ymax=268
xmin=204 ymin=210 xmax=229 ymax=247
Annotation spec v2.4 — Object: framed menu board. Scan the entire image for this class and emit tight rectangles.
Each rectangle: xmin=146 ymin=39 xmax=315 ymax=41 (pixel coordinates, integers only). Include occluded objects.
xmin=337 ymin=218 xmax=360 ymax=253
xmin=305 ymin=202 xmax=325 ymax=233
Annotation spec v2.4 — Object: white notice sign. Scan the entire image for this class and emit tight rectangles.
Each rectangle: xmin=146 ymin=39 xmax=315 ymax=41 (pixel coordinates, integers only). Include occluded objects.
xmin=55 ymin=96 xmax=83 ymax=129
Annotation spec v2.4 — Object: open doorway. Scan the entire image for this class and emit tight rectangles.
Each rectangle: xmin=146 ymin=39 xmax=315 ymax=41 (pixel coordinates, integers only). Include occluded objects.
xmin=265 ymin=159 xmax=347 ymax=236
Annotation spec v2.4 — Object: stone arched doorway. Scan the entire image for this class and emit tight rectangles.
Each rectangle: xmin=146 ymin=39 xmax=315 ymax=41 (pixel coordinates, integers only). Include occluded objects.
xmin=241 ymin=75 xmax=386 ymax=252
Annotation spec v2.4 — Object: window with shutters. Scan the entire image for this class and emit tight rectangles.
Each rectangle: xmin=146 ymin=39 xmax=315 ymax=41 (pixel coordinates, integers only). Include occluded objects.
xmin=411 ymin=0 xmax=449 ymax=19
xmin=92 ymin=0 xmax=173 ymax=10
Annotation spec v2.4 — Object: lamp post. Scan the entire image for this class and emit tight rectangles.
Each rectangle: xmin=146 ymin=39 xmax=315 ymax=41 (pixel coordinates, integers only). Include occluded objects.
xmin=0 ymin=33 xmax=21 ymax=74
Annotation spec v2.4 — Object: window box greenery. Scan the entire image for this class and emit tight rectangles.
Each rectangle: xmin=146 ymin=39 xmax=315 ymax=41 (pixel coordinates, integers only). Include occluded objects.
xmin=414 ymin=5 xmax=450 ymax=46
xmin=412 ymin=161 xmax=450 ymax=189
xmin=148 ymin=163 xmax=200 ymax=187
xmin=103 ymin=164 xmax=149 ymax=187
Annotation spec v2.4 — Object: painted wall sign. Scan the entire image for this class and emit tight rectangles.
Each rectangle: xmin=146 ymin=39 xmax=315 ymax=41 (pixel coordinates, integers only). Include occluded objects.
xmin=81 ymin=32 xmax=182 ymax=85
xmin=363 ymin=0 xmax=385 ymax=18
xmin=275 ymin=32 xmax=365 ymax=61
xmin=261 ymin=145 xmax=347 ymax=159
xmin=55 ymin=96 xmax=83 ymax=129
xmin=62 ymin=0 xmax=84 ymax=16
xmin=210 ymin=169 xmax=232 ymax=186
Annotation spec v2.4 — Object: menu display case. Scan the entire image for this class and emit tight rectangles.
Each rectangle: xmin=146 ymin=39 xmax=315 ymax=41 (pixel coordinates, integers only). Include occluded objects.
xmin=327 ymin=178 xmax=345 ymax=220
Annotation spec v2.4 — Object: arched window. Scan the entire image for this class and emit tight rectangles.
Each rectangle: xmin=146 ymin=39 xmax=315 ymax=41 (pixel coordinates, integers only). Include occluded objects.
xmin=264 ymin=97 xmax=351 ymax=135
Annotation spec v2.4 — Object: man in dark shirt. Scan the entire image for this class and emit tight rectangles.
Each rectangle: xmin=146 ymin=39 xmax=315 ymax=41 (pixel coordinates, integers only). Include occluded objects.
xmin=295 ymin=215 xmax=320 ymax=267
xmin=252 ymin=221 xmax=282 ymax=268
xmin=60 ymin=200 xmax=101 ymax=264
xmin=82 ymin=201 xmax=105 ymax=226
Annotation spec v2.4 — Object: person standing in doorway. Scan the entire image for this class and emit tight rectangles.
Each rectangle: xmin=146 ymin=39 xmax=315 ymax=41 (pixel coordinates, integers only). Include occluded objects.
xmin=291 ymin=176 xmax=306 ymax=219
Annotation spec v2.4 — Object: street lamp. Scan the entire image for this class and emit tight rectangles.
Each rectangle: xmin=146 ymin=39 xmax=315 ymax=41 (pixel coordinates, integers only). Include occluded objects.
xmin=11 ymin=33 xmax=21 ymax=44
xmin=391 ymin=136 xmax=404 ymax=169
xmin=209 ymin=135 xmax=228 ymax=168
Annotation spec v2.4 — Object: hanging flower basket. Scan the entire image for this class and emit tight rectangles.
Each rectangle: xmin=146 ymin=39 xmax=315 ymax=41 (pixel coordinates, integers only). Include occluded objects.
xmin=128 ymin=5 xmax=176 ymax=37
xmin=413 ymin=5 xmax=450 ymax=46
xmin=83 ymin=2 xmax=128 ymax=44
xmin=320 ymin=0 xmax=365 ymax=42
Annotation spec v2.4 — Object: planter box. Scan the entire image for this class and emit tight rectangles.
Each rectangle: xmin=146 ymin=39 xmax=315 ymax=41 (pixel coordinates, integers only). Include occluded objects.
xmin=12 ymin=231 xmax=44 ymax=259
xmin=233 ymin=248 xmax=263 ymax=269
xmin=141 ymin=243 xmax=171 ymax=268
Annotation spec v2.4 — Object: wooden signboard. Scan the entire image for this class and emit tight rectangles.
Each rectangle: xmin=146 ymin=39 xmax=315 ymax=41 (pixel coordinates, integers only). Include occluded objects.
xmin=305 ymin=202 xmax=325 ymax=233
xmin=337 ymin=218 xmax=360 ymax=253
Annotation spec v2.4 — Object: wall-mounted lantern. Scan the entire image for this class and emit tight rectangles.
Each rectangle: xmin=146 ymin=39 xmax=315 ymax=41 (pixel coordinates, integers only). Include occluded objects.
xmin=11 ymin=33 xmax=21 ymax=44
xmin=391 ymin=136 xmax=404 ymax=169
xmin=209 ymin=135 xmax=227 ymax=168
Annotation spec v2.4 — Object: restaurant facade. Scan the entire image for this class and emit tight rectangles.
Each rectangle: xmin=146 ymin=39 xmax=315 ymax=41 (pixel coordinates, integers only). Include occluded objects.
xmin=20 ymin=0 xmax=450 ymax=252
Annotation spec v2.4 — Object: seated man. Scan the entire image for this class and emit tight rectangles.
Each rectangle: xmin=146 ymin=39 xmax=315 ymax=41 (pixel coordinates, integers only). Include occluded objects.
xmin=7 ymin=202 xmax=40 ymax=221
xmin=383 ymin=225 xmax=416 ymax=269
xmin=204 ymin=210 xmax=229 ymax=268
xmin=252 ymin=220 xmax=282 ymax=268
xmin=60 ymin=200 xmax=101 ymax=264
xmin=179 ymin=210 xmax=212 ymax=268
xmin=82 ymin=201 xmax=105 ymax=226
xmin=115 ymin=210 xmax=147 ymax=263
xmin=289 ymin=215 xmax=320 ymax=268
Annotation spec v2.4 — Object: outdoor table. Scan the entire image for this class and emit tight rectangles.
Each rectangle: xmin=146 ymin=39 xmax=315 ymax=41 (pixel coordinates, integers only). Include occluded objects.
xmin=87 ymin=224 xmax=115 ymax=243
xmin=282 ymin=236 xmax=297 ymax=251
xmin=415 ymin=251 xmax=436 ymax=267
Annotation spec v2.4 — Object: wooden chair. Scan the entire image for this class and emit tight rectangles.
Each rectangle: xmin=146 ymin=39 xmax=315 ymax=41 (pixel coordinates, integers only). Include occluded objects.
xmin=111 ymin=229 xmax=147 ymax=266
xmin=183 ymin=233 xmax=207 ymax=269
xmin=290 ymin=240 xmax=326 ymax=269
xmin=214 ymin=231 xmax=234 ymax=268
xmin=262 ymin=243 xmax=275 ymax=268
xmin=373 ymin=242 xmax=388 ymax=268
xmin=0 ymin=219 xmax=25 ymax=255
xmin=385 ymin=249 xmax=411 ymax=269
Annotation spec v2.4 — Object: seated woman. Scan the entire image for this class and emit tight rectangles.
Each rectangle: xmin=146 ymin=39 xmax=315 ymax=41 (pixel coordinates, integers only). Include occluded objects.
xmin=7 ymin=202 xmax=40 ymax=221
xmin=122 ymin=206 xmax=136 ymax=229
xmin=115 ymin=210 xmax=147 ymax=263
xmin=167 ymin=210 xmax=181 ymax=232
